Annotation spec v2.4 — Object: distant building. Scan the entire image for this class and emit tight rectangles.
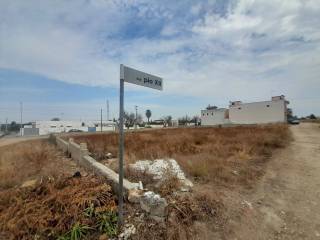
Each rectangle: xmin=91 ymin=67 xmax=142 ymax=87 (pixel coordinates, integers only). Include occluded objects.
xmin=201 ymin=108 xmax=230 ymax=125
xmin=22 ymin=120 xmax=116 ymax=136
xmin=201 ymin=95 xmax=289 ymax=126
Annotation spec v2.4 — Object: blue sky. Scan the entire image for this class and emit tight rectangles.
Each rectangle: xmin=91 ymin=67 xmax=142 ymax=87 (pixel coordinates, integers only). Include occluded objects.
xmin=0 ymin=0 xmax=320 ymax=122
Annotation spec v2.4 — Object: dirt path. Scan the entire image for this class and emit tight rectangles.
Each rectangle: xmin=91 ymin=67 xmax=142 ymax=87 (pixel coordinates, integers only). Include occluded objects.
xmin=0 ymin=135 xmax=48 ymax=147
xmin=229 ymin=123 xmax=320 ymax=240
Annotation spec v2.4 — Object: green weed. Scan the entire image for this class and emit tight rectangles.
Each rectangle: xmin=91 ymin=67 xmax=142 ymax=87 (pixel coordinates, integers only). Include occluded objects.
xmin=97 ymin=211 xmax=118 ymax=237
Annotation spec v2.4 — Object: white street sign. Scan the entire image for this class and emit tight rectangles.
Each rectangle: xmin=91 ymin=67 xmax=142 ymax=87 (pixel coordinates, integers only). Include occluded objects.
xmin=117 ymin=64 xmax=163 ymax=226
xmin=120 ymin=64 xmax=163 ymax=91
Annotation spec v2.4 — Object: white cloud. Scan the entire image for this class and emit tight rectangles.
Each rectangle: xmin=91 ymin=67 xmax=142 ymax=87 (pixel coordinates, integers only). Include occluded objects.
xmin=0 ymin=0 xmax=320 ymax=116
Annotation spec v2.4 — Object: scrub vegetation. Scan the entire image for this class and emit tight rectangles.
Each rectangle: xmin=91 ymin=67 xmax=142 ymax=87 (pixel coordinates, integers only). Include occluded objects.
xmin=0 ymin=141 xmax=117 ymax=240
xmin=70 ymin=124 xmax=291 ymax=239
xmin=72 ymin=124 xmax=291 ymax=187
xmin=0 ymin=125 xmax=291 ymax=239
xmin=0 ymin=140 xmax=74 ymax=189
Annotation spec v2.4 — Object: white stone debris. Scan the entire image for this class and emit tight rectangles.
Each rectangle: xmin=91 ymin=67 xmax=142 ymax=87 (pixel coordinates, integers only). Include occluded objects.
xmin=129 ymin=159 xmax=193 ymax=191
xmin=140 ymin=191 xmax=168 ymax=222
xmin=21 ymin=179 xmax=38 ymax=189
xmin=105 ymin=152 xmax=113 ymax=159
xmin=119 ymin=223 xmax=136 ymax=240
xmin=242 ymin=200 xmax=253 ymax=210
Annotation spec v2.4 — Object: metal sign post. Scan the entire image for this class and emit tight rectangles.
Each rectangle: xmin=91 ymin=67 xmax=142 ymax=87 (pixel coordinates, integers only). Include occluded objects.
xmin=118 ymin=64 xmax=163 ymax=226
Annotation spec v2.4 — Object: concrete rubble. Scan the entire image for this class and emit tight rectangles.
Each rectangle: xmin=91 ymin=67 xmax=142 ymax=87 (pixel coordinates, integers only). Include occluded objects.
xmin=21 ymin=179 xmax=38 ymax=189
xmin=54 ymin=136 xmax=171 ymax=222
xmin=119 ymin=224 xmax=136 ymax=240
xmin=140 ymin=191 xmax=168 ymax=222
xmin=129 ymin=159 xmax=193 ymax=191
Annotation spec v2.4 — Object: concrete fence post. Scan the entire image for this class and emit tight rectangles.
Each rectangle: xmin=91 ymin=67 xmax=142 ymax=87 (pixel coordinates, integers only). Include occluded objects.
xmin=80 ymin=143 xmax=89 ymax=161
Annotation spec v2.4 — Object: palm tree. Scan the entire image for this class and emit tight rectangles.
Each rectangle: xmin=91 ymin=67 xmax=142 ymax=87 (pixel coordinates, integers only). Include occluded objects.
xmin=145 ymin=109 xmax=152 ymax=123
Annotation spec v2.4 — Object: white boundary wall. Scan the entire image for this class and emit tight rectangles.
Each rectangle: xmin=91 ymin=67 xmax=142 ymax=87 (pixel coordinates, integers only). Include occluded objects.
xmin=53 ymin=135 xmax=138 ymax=196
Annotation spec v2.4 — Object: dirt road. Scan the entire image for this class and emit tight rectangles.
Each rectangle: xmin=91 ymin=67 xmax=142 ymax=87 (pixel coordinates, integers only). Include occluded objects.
xmin=229 ymin=123 xmax=320 ymax=239
xmin=0 ymin=135 xmax=48 ymax=148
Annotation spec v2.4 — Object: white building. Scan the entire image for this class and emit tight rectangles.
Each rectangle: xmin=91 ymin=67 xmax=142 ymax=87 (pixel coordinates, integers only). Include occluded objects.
xmin=229 ymin=95 xmax=289 ymax=124
xmin=201 ymin=95 xmax=289 ymax=126
xmin=33 ymin=121 xmax=88 ymax=135
xmin=201 ymin=107 xmax=230 ymax=125
xmin=22 ymin=120 xmax=117 ymax=136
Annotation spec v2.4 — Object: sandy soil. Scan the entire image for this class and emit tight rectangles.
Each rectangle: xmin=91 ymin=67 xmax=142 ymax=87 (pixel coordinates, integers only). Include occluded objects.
xmin=0 ymin=135 xmax=48 ymax=147
xmin=227 ymin=123 xmax=320 ymax=240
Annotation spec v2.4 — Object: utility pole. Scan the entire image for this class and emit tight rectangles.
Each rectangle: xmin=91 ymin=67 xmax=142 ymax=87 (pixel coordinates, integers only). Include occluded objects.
xmin=107 ymin=100 xmax=110 ymax=121
xmin=20 ymin=102 xmax=23 ymax=136
xmin=100 ymin=108 xmax=103 ymax=132
xmin=118 ymin=75 xmax=124 ymax=226
xmin=135 ymin=105 xmax=138 ymax=130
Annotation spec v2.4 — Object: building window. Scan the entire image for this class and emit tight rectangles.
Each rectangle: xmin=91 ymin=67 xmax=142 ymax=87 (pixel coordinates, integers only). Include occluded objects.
xmin=202 ymin=113 xmax=205 ymax=116
xmin=238 ymin=107 xmax=241 ymax=110
xmin=207 ymin=113 xmax=209 ymax=116
xmin=211 ymin=112 xmax=213 ymax=115
xmin=266 ymin=105 xmax=270 ymax=107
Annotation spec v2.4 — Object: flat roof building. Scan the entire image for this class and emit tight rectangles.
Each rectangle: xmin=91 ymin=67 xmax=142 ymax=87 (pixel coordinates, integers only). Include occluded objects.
xmin=201 ymin=95 xmax=289 ymax=126
xmin=201 ymin=108 xmax=230 ymax=126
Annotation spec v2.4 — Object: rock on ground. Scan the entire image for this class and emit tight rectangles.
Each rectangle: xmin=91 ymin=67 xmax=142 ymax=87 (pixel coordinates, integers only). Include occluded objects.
xmin=140 ymin=191 xmax=168 ymax=221
xmin=130 ymin=159 xmax=193 ymax=190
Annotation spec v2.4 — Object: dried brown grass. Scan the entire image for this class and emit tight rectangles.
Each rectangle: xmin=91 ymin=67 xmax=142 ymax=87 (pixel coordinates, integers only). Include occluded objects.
xmin=166 ymin=193 xmax=224 ymax=240
xmin=0 ymin=176 xmax=116 ymax=239
xmin=72 ymin=124 xmax=291 ymax=186
xmin=0 ymin=140 xmax=76 ymax=189
xmin=133 ymin=191 xmax=224 ymax=240
xmin=0 ymin=140 xmax=118 ymax=240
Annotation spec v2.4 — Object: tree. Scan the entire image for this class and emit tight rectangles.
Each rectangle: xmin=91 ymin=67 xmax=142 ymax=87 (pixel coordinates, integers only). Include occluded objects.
xmin=162 ymin=115 xmax=172 ymax=127
xmin=192 ymin=115 xmax=200 ymax=125
xmin=287 ymin=108 xmax=293 ymax=119
xmin=145 ymin=109 xmax=152 ymax=123
xmin=51 ymin=117 xmax=60 ymax=121
xmin=309 ymin=114 xmax=316 ymax=119
xmin=9 ymin=121 xmax=20 ymax=132
xmin=124 ymin=112 xmax=135 ymax=129
xmin=178 ymin=115 xmax=191 ymax=126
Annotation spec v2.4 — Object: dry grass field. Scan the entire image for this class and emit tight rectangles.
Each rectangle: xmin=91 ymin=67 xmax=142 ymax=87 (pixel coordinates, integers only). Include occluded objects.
xmin=0 ymin=125 xmax=291 ymax=240
xmin=67 ymin=125 xmax=292 ymax=239
xmin=72 ymin=124 xmax=291 ymax=187
xmin=0 ymin=140 xmax=76 ymax=190
xmin=0 ymin=140 xmax=117 ymax=240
